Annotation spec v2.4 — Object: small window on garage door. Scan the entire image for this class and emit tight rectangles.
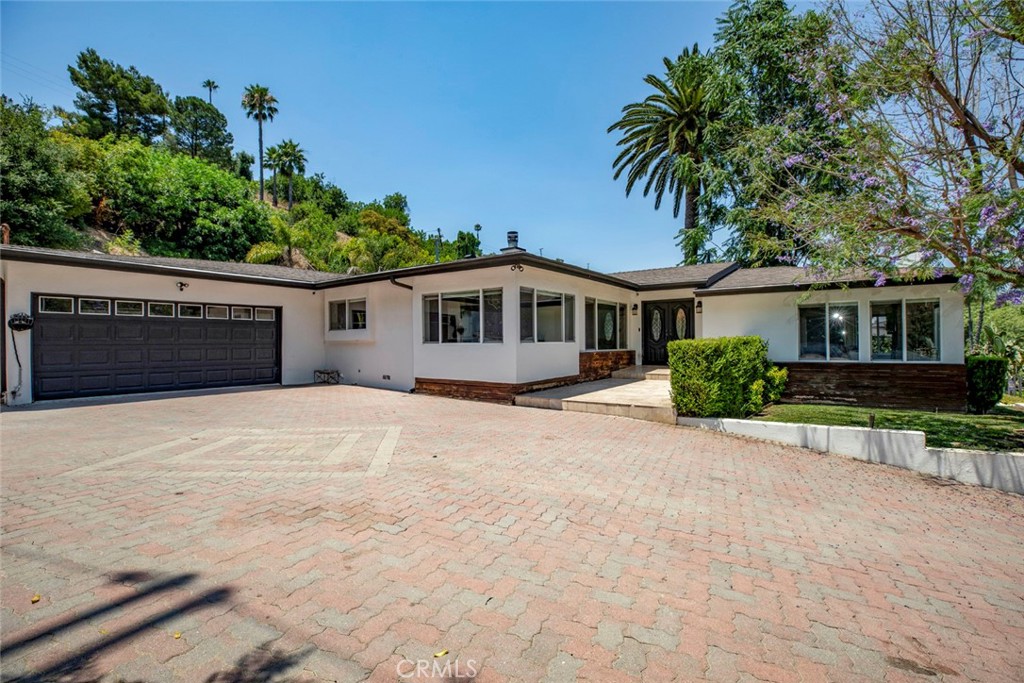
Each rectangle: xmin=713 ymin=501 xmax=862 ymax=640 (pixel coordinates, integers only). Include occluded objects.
xmin=39 ymin=296 xmax=74 ymax=314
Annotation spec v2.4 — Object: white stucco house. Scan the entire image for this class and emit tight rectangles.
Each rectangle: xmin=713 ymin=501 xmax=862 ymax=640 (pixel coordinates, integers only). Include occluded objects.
xmin=0 ymin=233 xmax=967 ymax=409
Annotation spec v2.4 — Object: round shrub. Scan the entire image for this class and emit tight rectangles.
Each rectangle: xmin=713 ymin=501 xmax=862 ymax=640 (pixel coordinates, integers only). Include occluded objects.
xmin=966 ymin=355 xmax=1009 ymax=414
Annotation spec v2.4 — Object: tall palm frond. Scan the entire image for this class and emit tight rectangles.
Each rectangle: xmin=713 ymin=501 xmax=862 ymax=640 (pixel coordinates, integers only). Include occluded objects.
xmin=242 ymin=84 xmax=278 ymax=202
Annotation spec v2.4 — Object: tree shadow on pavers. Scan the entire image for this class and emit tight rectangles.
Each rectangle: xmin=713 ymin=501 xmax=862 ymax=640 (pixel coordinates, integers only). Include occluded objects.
xmin=2 ymin=578 xmax=233 ymax=683
xmin=2 ymin=573 xmax=199 ymax=657
xmin=0 ymin=644 xmax=311 ymax=683
xmin=204 ymin=642 xmax=313 ymax=683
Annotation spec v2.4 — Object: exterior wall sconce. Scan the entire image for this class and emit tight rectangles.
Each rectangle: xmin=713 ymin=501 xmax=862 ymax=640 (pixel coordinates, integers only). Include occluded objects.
xmin=176 ymin=281 xmax=190 ymax=292
xmin=695 ymin=300 xmax=703 ymax=314
xmin=631 ymin=303 xmax=639 ymax=315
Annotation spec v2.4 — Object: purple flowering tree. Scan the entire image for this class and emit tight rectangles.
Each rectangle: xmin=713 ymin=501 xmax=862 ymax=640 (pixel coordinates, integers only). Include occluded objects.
xmin=749 ymin=0 xmax=1024 ymax=291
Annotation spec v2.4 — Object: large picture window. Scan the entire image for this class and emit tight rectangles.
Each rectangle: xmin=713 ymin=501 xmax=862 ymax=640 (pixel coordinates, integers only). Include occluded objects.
xmin=799 ymin=303 xmax=859 ymax=360
xmin=584 ymin=298 xmax=628 ymax=350
xmin=520 ymin=289 xmax=576 ymax=343
xmin=329 ymin=299 xmax=368 ymax=331
xmin=423 ymin=289 xmax=502 ymax=343
xmin=869 ymin=299 xmax=941 ymax=362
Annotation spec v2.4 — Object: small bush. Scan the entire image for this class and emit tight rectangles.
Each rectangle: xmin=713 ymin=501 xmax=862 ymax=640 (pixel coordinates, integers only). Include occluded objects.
xmin=967 ymin=355 xmax=1009 ymax=414
xmin=669 ymin=336 xmax=787 ymax=418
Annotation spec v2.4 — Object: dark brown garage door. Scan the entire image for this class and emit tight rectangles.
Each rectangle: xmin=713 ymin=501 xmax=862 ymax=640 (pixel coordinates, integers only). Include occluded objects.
xmin=31 ymin=294 xmax=281 ymax=401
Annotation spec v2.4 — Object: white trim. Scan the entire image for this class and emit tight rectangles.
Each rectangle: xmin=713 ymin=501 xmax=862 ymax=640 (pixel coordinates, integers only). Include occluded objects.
xmin=38 ymin=296 xmax=74 ymax=314
xmin=148 ymin=302 xmax=175 ymax=318
xmin=115 ymin=300 xmax=144 ymax=316
xmin=178 ymin=303 xmax=204 ymax=319
xmin=206 ymin=305 xmax=229 ymax=319
xmin=78 ymin=298 xmax=111 ymax=316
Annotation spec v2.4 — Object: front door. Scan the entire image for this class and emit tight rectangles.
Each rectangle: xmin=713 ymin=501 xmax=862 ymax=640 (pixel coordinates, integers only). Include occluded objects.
xmin=642 ymin=299 xmax=694 ymax=365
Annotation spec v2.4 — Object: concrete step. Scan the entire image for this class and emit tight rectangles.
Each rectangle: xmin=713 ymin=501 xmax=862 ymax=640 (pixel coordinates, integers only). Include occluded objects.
xmin=611 ymin=365 xmax=671 ymax=381
xmin=562 ymin=399 xmax=676 ymax=424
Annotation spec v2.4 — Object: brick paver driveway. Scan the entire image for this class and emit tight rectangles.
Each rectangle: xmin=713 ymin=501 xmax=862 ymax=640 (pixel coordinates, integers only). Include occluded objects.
xmin=1 ymin=386 xmax=1022 ymax=682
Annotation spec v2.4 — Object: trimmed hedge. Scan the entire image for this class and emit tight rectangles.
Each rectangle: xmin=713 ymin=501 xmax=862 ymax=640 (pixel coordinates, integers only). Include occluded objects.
xmin=967 ymin=355 xmax=1009 ymax=414
xmin=668 ymin=336 xmax=788 ymax=418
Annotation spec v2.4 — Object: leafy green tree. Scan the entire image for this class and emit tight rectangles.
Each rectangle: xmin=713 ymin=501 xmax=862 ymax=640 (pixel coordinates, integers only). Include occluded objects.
xmin=264 ymin=144 xmax=282 ymax=207
xmin=93 ymin=137 xmax=270 ymax=260
xmin=703 ymin=0 xmax=840 ymax=265
xmin=746 ymin=0 xmax=1024 ymax=289
xmin=0 ymin=97 xmax=89 ymax=246
xmin=202 ymin=79 xmax=219 ymax=104
xmin=341 ymin=230 xmax=430 ymax=273
xmin=454 ymin=230 xmax=481 ymax=258
xmin=232 ymin=151 xmax=255 ymax=181
xmin=241 ymin=84 xmax=278 ymax=202
xmin=66 ymin=48 xmax=169 ymax=143
xmin=168 ymin=96 xmax=233 ymax=166
xmin=609 ymin=46 xmax=719 ymax=264
xmin=277 ymin=139 xmax=307 ymax=210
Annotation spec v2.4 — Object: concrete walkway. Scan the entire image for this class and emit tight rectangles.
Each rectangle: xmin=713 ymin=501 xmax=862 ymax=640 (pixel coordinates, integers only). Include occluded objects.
xmin=515 ymin=369 xmax=675 ymax=424
xmin=2 ymin=385 xmax=1023 ymax=682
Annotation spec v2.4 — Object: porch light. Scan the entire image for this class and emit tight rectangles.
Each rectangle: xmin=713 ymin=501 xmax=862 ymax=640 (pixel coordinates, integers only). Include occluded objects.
xmin=631 ymin=304 xmax=638 ymax=315
xmin=695 ymin=301 xmax=703 ymax=314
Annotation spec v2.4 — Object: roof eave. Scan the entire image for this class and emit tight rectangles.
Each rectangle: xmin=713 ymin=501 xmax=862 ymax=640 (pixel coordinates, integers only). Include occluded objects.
xmin=694 ymin=274 xmax=961 ymax=297
xmin=0 ymin=247 xmax=322 ymax=289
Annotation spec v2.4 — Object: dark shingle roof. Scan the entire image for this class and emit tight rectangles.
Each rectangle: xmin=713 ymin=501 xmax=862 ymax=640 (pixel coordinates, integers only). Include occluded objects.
xmin=608 ymin=262 xmax=737 ymax=288
xmin=0 ymin=245 xmax=347 ymax=286
xmin=696 ymin=266 xmax=957 ymax=294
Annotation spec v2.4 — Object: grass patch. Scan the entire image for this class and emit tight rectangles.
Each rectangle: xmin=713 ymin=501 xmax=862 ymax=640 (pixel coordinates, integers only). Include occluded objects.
xmin=756 ymin=404 xmax=1024 ymax=451
xmin=1002 ymin=394 xmax=1024 ymax=405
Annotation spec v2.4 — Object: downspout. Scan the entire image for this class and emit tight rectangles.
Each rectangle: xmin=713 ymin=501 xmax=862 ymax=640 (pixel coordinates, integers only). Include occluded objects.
xmin=388 ymin=277 xmax=413 ymax=291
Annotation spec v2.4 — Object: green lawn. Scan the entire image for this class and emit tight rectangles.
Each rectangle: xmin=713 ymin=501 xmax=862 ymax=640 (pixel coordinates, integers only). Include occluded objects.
xmin=755 ymin=404 xmax=1024 ymax=451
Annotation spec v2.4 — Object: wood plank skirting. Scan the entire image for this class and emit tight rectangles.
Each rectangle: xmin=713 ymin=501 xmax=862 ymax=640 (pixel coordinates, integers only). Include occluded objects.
xmin=416 ymin=351 xmax=635 ymax=403
xmin=778 ymin=362 xmax=967 ymax=411
xmin=579 ymin=351 xmax=636 ymax=382
xmin=415 ymin=375 xmax=581 ymax=404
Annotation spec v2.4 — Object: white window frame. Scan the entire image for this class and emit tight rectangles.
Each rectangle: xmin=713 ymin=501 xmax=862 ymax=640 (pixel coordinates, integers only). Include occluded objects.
xmin=178 ymin=303 xmax=204 ymax=319
xmin=78 ymin=298 xmax=111 ymax=316
xmin=865 ymin=298 xmax=942 ymax=363
xmin=115 ymin=300 xmax=145 ymax=317
xmin=231 ymin=306 xmax=253 ymax=321
xmin=38 ymin=296 xmax=74 ymax=314
xmin=255 ymin=307 xmax=276 ymax=321
xmin=329 ymin=298 xmax=369 ymax=331
xmin=206 ymin=305 xmax=229 ymax=320
xmin=520 ymin=289 xmax=576 ymax=344
xmin=798 ymin=302 xmax=859 ymax=362
xmin=148 ymin=302 xmax=175 ymax=318
xmin=421 ymin=289 xmax=502 ymax=344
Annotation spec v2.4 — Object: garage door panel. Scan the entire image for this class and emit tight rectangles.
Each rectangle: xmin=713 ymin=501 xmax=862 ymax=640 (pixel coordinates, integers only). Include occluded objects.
xmin=79 ymin=374 xmax=114 ymax=391
xmin=116 ymin=349 xmax=145 ymax=364
xmin=79 ymin=323 xmax=113 ymax=342
xmin=33 ymin=296 xmax=280 ymax=401
xmin=79 ymin=349 xmax=112 ymax=366
xmin=206 ymin=348 xmax=229 ymax=362
xmin=114 ymin=373 xmax=145 ymax=390
xmin=37 ymin=321 xmax=76 ymax=342
xmin=177 ymin=370 xmax=204 ymax=386
xmin=179 ymin=326 xmax=203 ymax=342
xmin=206 ymin=369 xmax=230 ymax=383
xmin=149 ymin=325 xmax=176 ymax=342
xmin=116 ymin=324 xmax=145 ymax=341
xmin=254 ymin=367 xmax=277 ymax=381
xmin=37 ymin=349 xmax=75 ymax=369
xmin=148 ymin=371 xmax=176 ymax=387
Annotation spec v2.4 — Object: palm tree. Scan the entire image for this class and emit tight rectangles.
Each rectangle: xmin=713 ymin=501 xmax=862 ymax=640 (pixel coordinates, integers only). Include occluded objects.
xmin=264 ymin=144 xmax=282 ymax=207
xmin=245 ymin=213 xmax=313 ymax=269
xmin=202 ymin=79 xmax=219 ymax=104
xmin=277 ymin=139 xmax=307 ymax=211
xmin=608 ymin=45 xmax=716 ymax=264
xmin=241 ymin=84 xmax=278 ymax=202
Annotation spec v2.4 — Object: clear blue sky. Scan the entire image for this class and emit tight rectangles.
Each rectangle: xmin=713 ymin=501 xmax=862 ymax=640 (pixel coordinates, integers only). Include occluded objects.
xmin=2 ymin=1 xmax=733 ymax=272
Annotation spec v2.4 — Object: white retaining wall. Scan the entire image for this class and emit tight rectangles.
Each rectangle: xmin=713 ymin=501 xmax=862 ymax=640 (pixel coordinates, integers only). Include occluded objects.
xmin=676 ymin=417 xmax=1023 ymax=495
